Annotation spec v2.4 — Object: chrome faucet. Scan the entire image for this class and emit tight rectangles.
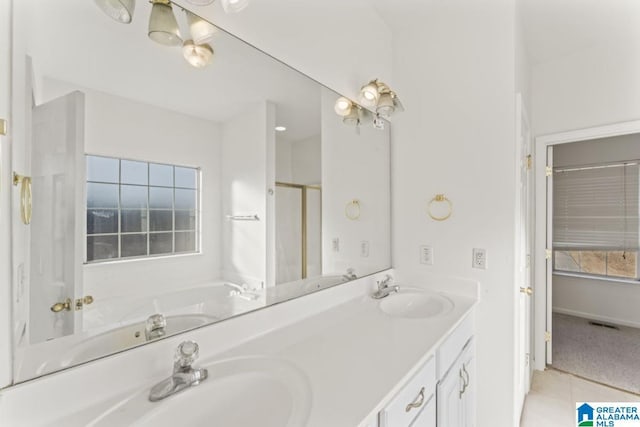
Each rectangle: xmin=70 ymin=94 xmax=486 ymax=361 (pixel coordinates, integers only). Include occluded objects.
xmin=371 ymin=275 xmax=399 ymax=299
xmin=149 ymin=341 xmax=208 ymax=402
xmin=342 ymin=268 xmax=357 ymax=281
xmin=145 ymin=313 xmax=167 ymax=341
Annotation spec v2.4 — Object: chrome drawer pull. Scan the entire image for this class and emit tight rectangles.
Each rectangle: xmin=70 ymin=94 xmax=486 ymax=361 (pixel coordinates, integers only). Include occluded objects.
xmin=459 ymin=369 xmax=467 ymax=399
xmin=405 ymin=387 xmax=425 ymax=412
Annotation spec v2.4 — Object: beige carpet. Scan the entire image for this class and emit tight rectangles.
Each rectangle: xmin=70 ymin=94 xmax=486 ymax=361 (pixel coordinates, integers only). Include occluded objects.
xmin=551 ymin=312 xmax=640 ymax=394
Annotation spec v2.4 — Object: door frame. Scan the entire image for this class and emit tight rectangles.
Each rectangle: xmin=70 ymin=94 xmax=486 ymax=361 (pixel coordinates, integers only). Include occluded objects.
xmin=533 ymin=119 xmax=640 ymax=371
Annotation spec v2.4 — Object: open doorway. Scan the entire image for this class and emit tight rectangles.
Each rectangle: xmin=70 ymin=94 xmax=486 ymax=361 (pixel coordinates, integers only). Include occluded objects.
xmin=534 ymin=121 xmax=640 ymax=394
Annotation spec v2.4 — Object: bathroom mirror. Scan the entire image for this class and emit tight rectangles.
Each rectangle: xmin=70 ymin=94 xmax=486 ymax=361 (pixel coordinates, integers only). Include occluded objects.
xmin=10 ymin=0 xmax=390 ymax=382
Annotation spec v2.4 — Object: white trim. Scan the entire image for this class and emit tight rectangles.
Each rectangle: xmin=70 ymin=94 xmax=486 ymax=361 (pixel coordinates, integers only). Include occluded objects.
xmin=534 ymin=119 xmax=640 ymax=371
xmin=553 ymin=271 xmax=640 ymax=286
xmin=552 ymin=307 xmax=640 ymax=330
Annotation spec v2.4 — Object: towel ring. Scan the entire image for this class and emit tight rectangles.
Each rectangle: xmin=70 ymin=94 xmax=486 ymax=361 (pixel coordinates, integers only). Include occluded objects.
xmin=345 ymin=199 xmax=361 ymax=220
xmin=427 ymin=194 xmax=452 ymax=221
xmin=13 ymin=172 xmax=32 ymax=225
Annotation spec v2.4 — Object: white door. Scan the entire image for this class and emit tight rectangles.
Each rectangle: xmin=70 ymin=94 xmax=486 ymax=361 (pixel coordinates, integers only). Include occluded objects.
xmin=28 ymin=91 xmax=85 ymax=343
xmin=515 ymin=94 xmax=534 ymax=413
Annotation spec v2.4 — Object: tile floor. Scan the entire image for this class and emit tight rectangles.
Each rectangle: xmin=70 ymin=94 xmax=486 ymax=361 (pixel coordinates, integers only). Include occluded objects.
xmin=520 ymin=369 xmax=640 ymax=426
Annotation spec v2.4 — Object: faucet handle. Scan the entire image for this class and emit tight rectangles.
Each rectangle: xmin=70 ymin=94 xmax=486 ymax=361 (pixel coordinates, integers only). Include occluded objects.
xmin=146 ymin=314 xmax=167 ymax=330
xmin=175 ymin=341 xmax=200 ymax=368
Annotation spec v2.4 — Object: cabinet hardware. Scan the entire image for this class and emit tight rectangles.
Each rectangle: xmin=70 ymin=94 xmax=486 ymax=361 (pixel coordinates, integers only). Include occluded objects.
xmin=405 ymin=387 xmax=425 ymax=412
xmin=462 ymin=363 xmax=470 ymax=388
xmin=0 ymin=118 xmax=7 ymax=135
xmin=459 ymin=369 xmax=466 ymax=399
xmin=13 ymin=173 xmax=32 ymax=225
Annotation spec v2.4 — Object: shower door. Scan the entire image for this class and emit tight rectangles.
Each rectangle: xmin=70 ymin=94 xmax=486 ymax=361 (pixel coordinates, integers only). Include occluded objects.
xmin=275 ymin=182 xmax=321 ymax=284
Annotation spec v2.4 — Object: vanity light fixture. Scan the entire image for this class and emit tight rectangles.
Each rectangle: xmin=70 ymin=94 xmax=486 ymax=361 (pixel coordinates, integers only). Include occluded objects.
xmin=185 ymin=10 xmax=217 ymax=44
xmin=275 ymin=126 xmax=287 ymax=132
xmin=358 ymin=79 xmax=404 ymax=118
xmin=182 ymin=40 xmax=214 ymax=68
xmin=148 ymin=0 xmax=183 ymax=46
xmin=334 ymin=97 xmax=354 ymax=117
xmin=220 ymin=0 xmax=250 ymax=13
xmin=94 ymin=0 xmax=136 ymax=23
xmin=185 ymin=0 xmax=216 ymax=5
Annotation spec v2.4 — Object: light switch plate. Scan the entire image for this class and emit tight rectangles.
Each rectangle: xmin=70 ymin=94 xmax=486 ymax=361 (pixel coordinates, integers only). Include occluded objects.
xmin=420 ymin=245 xmax=434 ymax=265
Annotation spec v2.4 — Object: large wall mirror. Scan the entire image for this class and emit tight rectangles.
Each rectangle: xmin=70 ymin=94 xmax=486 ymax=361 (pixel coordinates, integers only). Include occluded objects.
xmin=10 ymin=0 xmax=390 ymax=383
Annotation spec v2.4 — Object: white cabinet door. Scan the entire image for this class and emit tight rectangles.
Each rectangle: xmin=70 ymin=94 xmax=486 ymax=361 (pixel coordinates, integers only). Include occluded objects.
xmin=410 ymin=393 xmax=436 ymax=427
xmin=436 ymin=363 xmax=463 ymax=427
xmin=459 ymin=342 xmax=476 ymax=427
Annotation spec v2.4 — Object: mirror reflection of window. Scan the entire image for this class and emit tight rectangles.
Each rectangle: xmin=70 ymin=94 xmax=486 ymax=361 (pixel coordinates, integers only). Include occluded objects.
xmin=86 ymin=155 xmax=200 ymax=262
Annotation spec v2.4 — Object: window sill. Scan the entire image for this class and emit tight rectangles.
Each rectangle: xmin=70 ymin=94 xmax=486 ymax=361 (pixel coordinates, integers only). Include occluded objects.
xmin=553 ymin=271 xmax=640 ymax=285
xmin=84 ymin=251 xmax=203 ymax=267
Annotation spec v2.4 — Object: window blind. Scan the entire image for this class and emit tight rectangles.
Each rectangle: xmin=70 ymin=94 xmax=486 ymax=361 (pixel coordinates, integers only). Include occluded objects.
xmin=553 ymin=162 xmax=640 ymax=250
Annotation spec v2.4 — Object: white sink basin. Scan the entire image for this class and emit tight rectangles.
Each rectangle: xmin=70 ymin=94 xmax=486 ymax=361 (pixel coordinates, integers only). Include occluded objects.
xmin=90 ymin=356 xmax=311 ymax=427
xmin=379 ymin=288 xmax=454 ymax=319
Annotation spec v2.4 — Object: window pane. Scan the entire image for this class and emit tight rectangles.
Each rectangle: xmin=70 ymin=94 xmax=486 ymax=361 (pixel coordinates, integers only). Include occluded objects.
xmin=175 ymin=210 xmax=196 ymax=231
xmin=150 ymin=163 xmax=173 ymax=187
xmin=87 ymin=209 xmax=118 ymax=234
xmin=87 ymin=235 xmax=118 ymax=261
xmin=175 ymin=167 xmax=197 ymax=189
xmin=149 ymin=187 xmax=173 ymax=209
xmin=607 ymin=251 xmax=637 ymax=278
xmin=121 ymin=160 xmax=148 ymax=185
xmin=87 ymin=156 xmax=119 ymax=183
xmin=150 ymin=210 xmax=172 ymax=231
xmin=150 ymin=233 xmax=173 ymax=255
xmin=175 ymin=231 xmax=196 ymax=252
xmin=580 ymin=251 xmax=606 ymax=275
xmin=121 ymin=185 xmax=148 ymax=209
xmin=87 ymin=183 xmax=119 ymax=208
xmin=121 ymin=234 xmax=147 ymax=258
xmin=121 ymin=210 xmax=147 ymax=233
xmin=175 ymin=189 xmax=196 ymax=210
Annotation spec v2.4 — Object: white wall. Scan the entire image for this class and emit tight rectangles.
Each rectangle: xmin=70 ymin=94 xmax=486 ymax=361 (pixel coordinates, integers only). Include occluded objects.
xmin=181 ymin=0 xmax=393 ymax=103
xmin=532 ymin=38 xmax=640 ymax=136
xmin=552 ymin=134 xmax=640 ymax=327
xmin=42 ymin=79 xmax=222 ymax=303
xmin=221 ymin=101 xmax=275 ymax=288
xmin=321 ymin=88 xmax=391 ymax=279
xmin=0 ymin=0 xmax=13 ymax=388
xmin=390 ymin=2 xmax=517 ymax=426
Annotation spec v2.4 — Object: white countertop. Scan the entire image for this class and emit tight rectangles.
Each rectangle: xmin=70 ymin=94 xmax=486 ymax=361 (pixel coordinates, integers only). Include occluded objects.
xmin=0 ymin=273 xmax=477 ymax=427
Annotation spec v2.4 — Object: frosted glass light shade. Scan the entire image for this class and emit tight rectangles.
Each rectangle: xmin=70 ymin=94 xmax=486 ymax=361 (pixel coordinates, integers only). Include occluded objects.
xmin=94 ymin=0 xmax=135 ymax=24
xmin=342 ymin=108 xmax=361 ymax=126
xmin=186 ymin=11 xmax=217 ymax=45
xmin=148 ymin=1 xmax=183 ymax=47
xmin=359 ymin=82 xmax=380 ymax=107
xmin=185 ymin=0 xmax=215 ymax=5
xmin=221 ymin=0 xmax=250 ymax=13
xmin=183 ymin=40 xmax=214 ymax=68
xmin=334 ymin=97 xmax=353 ymax=117
xmin=376 ymin=93 xmax=395 ymax=117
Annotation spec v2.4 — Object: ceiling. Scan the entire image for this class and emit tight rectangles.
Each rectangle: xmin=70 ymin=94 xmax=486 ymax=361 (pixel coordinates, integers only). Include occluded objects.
xmin=369 ymin=0 xmax=640 ymax=65
xmin=26 ymin=0 xmax=323 ymax=143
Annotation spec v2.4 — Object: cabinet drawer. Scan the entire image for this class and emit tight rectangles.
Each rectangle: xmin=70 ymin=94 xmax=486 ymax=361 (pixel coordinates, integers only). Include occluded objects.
xmin=436 ymin=312 xmax=474 ymax=379
xmin=379 ymin=356 xmax=436 ymax=427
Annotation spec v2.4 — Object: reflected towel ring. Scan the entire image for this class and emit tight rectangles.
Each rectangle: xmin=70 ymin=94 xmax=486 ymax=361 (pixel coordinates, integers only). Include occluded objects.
xmin=428 ymin=194 xmax=452 ymax=221
xmin=345 ymin=199 xmax=361 ymax=220
xmin=13 ymin=172 xmax=32 ymax=225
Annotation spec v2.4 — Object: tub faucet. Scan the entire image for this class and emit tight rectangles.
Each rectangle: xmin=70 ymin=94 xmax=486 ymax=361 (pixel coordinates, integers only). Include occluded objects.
xmin=149 ymin=341 xmax=208 ymax=402
xmin=145 ymin=313 xmax=167 ymax=341
xmin=371 ymin=275 xmax=399 ymax=299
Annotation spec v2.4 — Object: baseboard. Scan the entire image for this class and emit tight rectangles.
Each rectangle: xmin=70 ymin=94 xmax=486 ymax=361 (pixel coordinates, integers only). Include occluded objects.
xmin=552 ymin=307 xmax=640 ymax=329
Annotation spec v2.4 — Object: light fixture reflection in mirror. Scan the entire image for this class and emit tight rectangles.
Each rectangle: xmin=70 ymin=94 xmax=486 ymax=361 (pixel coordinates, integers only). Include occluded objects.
xmin=185 ymin=10 xmax=217 ymax=45
xmin=182 ymin=40 xmax=214 ymax=68
xmin=359 ymin=81 xmax=380 ymax=107
xmin=94 ymin=0 xmax=136 ymax=24
xmin=221 ymin=0 xmax=250 ymax=14
xmin=185 ymin=0 xmax=216 ymax=5
xmin=334 ymin=97 xmax=353 ymax=117
xmin=148 ymin=0 xmax=183 ymax=46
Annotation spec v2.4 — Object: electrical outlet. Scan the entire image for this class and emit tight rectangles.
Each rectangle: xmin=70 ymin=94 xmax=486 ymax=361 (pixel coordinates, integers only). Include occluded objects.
xmin=332 ymin=238 xmax=340 ymax=252
xmin=360 ymin=240 xmax=370 ymax=257
xmin=472 ymin=248 xmax=487 ymax=269
xmin=420 ymin=246 xmax=434 ymax=265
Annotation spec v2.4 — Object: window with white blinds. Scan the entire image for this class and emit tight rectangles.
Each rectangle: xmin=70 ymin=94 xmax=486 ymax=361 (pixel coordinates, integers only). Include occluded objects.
xmin=553 ymin=162 xmax=640 ymax=251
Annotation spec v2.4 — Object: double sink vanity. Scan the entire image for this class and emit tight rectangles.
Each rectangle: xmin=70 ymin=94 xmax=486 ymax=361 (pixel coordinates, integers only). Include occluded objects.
xmin=1 ymin=272 xmax=477 ymax=426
